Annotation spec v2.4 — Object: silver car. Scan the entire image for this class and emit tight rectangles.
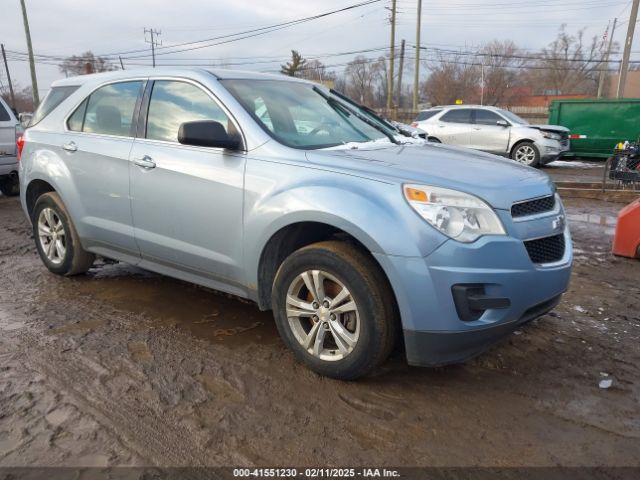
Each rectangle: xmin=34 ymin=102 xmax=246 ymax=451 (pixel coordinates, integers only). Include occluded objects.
xmin=0 ymin=96 xmax=22 ymax=196
xmin=19 ymin=69 xmax=572 ymax=380
xmin=412 ymin=105 xmax=570 ymax=167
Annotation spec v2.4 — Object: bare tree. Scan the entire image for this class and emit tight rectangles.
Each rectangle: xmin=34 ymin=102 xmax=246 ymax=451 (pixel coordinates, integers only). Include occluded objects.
xmin=524 ymin=25 xmax=604 ymax=95
xmin=59 ymin=51 xmax=116 ymax=77
xmin=1 ymin=83 xmax=33 ymax=112
xmin=423 ymin=54 xmax=480 ymax=105
xmin=298 ymin=59 xmax=336 ymax=84
xmin=479 ymin=40 xmax=524 ymax=106
xmin=344 ymin=56 xmax=386 ymax=107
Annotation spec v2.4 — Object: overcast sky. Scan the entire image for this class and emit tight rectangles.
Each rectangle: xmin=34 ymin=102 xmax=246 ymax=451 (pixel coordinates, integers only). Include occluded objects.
xmin=1 ymin=0 xmax=635 ymax=97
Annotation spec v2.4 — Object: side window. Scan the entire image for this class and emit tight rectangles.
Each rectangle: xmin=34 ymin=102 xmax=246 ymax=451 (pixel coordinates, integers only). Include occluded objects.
xmin=146 ymin=81 xmax=231 ymax=143
xmin=67 ymin=98 xmax=88 ymax=132
xmin=0 ymin=102 xmax=9 ymax=121
xmin=78 ymin=81 xmax=142 ymax=137
xmin=474 ymin=109 xmax=502 ymax=126
xmin=440 ymin=109 xmax=473 ymax=124
xmin=416 ymin=110 xmax=441 ymax=121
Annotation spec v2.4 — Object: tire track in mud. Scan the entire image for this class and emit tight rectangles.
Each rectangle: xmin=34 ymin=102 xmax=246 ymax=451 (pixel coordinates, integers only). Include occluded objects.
xmin=10 ymin=301 xmax=276 ymax=466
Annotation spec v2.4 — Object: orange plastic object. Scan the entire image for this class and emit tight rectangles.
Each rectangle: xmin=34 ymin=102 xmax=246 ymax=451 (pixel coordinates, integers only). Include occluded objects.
xmin=612 ymin=198 xmax=640 ymax=259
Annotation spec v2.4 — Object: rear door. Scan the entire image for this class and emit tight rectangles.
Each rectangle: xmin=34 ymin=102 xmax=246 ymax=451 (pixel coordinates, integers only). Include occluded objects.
xmin=61 ymin=80 xmax=145 ymax=259
xmin=129 ymin=79 xmax=246 ymax=287
xmin=0 ymin=100 xmax=16 ymax=161
xmin=470 ymin=109 xmax=510 ymax=154
xmin=433 ymin=108 xmax=473 ymax=146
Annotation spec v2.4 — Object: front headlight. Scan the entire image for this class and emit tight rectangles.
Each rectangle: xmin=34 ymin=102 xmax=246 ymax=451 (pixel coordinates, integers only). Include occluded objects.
xmin=404 ymin=184 xmax=506 ymax=243
xmin=542 ymin=131 xmax=562 ymax=141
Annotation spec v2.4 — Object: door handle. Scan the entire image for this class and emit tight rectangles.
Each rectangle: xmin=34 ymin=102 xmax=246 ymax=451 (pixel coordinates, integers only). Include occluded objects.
xmin=133 ymin=155 xmax=156 ymax=169
xmin=473 ymin=127 xmax=481 ymax=130
xmin=62 ymin=141 xmax=77 ymax=152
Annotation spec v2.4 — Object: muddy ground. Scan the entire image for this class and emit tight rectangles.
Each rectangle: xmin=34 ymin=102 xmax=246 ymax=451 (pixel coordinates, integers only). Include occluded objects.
xmin=1 ymin=159 xmax=639 ymax=467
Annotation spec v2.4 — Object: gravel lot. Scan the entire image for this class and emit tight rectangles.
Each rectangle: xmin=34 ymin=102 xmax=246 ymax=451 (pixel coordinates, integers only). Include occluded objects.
xmin=1 ymin=159 xmax=639 ymax=467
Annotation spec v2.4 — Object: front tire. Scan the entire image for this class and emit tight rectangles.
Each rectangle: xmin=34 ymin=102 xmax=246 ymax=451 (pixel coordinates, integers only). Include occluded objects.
xmin=0 ymin=175 xmax=19 ymax=196
xmin=32 ymin=192 xmax=95 ymax=276
xmin=511 ymin=141 xmax=540 ymax=167
xmin=271 ymin=241 xmax=398 ymax=380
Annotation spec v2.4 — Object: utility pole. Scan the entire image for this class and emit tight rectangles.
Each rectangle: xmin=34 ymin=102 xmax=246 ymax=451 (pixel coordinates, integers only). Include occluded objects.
xmin=119 ymin=56 xmax=125 ymax=70
xmin=19 ymin=0 xmax=39 ymax=107
xmin=396 ymin=39 xmax=405 ymax=108
xmin=1 ymin=44 xmax=16 ymax=109
xmin=617 ymin=0 xmax=639 ymax=98
xmin=413 ymin=0 xmax=422 ymax=111
xmin=386 ymin=0 xmax=396 ymax=110
xmin=480 ymin=62 xmax=485 ymax=105
xmin=144 ymin=28 xmax=162 ymax=68
xmin=598 ymin=18 xmax=617 ymax=98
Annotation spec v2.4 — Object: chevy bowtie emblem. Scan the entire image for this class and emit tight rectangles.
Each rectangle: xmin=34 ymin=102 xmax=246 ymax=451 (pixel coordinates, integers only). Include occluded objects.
xmin=552 ymin=215 xmax=566 ymax=231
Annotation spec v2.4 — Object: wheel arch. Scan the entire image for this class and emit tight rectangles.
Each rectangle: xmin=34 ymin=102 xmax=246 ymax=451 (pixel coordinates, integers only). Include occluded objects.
xmin=510 ymin=138 xmax=537 ymax=157
xmin=255 ymin=219 xmax=396 ymax=313
xmin=25 ymin=179 xmax=56 ymax=220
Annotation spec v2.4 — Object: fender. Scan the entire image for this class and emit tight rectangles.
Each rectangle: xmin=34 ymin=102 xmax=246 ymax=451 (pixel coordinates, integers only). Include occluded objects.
xmin=21 ymin=142 xmax=81 ymax=227
xmin=243 ymin=176 xmax=448 ymax=291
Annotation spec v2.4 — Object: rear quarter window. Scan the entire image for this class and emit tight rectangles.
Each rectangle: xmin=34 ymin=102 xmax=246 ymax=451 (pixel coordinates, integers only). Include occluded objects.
xmin=415 ymin=110 xmax=441 ymax=121
xmin=440 ymin=109 xmax=473 ymax=124
xmin=31 ymin=86 xmax=80 ymax=126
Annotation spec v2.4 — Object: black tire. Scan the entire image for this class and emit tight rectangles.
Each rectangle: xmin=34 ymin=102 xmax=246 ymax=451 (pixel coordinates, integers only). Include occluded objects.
xmin=0 ymin=175 xmax=19 ymax=196
xmin=511 ymin=141 xmax=540 ymax=167
xmin=32 ymin=192 xmax=95 ymax=276
xmin=271 ymin=240 xmax=398 ymax=380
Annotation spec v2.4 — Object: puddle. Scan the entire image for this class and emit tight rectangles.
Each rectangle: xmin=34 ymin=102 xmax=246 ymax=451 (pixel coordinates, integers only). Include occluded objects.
xmin=43 ymin=262 xmax=279 ymax=348
xmin=567 ymin=213 xmax=617 ymax=236
xmin=566 ymin=213 xmax=617 ymax=226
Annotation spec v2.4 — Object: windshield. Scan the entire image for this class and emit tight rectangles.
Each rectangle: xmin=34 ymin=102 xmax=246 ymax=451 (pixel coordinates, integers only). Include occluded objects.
xmin=221 ymin=79 xmax=390 ymax=149
xmin=499 ymin=109 xmax=528 ymax=125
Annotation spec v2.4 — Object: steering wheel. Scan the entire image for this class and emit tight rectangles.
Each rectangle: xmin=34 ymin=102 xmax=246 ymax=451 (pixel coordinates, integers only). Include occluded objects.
xmin=308 ymin=120 xmax=336 ymax=136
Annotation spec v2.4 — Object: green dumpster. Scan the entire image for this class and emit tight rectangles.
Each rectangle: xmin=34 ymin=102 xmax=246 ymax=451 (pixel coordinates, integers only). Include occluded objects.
xmin=548 ymin=98 xmax=640 ymax=158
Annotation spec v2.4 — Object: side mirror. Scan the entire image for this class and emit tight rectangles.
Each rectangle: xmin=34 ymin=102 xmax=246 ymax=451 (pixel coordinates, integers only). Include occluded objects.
xmin=496 ymin=120 xmax=509 ymax=127
xmin=178 ymin=120 xmax=240 ymax=150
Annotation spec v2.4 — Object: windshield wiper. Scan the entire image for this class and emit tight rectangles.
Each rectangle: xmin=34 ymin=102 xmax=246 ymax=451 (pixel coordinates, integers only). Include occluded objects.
xmin=312 ymin=86 xmax=399 ymax=145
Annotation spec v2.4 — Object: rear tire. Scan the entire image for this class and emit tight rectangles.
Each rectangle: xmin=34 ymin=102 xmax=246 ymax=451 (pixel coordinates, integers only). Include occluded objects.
xmin=0 ymin=175 xmax=19 ymax=196
xmin=32 ymin=192 xmax=95 ymax=276
xmin=271 ymin=240 xmax=398 ymax=380
xmin=511 ymin=141 xmax=540 ymax=167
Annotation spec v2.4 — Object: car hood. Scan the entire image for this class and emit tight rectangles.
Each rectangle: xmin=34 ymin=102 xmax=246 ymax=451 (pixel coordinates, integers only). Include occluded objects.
xmin=306 ymin=143 xmax=555 ymax=210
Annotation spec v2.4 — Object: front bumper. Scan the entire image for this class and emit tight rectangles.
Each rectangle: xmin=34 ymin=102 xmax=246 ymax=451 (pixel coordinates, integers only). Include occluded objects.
xmin=535 ymin=138 xmax=570 ymax=164
xmin=374 ymin=220 xmax=572 ymax=367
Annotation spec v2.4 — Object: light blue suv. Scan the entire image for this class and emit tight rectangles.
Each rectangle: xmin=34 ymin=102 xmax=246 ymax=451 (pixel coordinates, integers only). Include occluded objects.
xmin=19 ymin=69 xmax=572 ymax=379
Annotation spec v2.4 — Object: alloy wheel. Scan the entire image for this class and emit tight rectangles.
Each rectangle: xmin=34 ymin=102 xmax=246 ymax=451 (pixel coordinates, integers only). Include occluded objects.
xmin=514 ymin=145 xmax=537 ymax=165
xmin=37 ymin=207 xmax=67 ymax=265
xmin=285 ymin=269 xmax=360 ymax=361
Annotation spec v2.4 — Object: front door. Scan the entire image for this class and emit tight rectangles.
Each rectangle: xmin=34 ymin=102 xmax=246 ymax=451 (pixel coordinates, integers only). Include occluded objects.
xmin=129 ymin=79 xmax=246 ymax=287
xmin=470 ymin=109 xmax=511 ymax=155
